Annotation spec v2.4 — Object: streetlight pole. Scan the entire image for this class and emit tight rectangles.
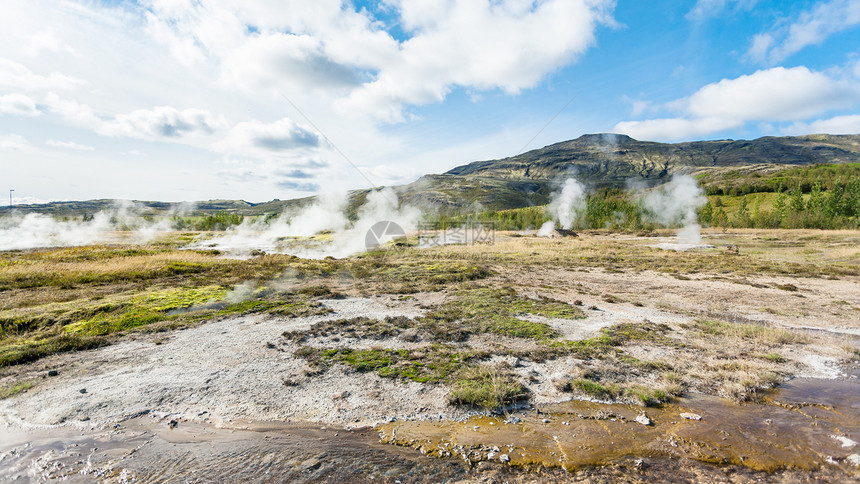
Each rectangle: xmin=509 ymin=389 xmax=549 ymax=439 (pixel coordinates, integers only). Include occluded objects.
xmin=8 ymin=189 xmax=13 ymax=215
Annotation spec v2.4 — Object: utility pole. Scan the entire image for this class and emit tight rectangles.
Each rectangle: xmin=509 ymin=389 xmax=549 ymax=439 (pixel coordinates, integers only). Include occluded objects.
xmin=8 ymin=189 xmax=13 ymax=214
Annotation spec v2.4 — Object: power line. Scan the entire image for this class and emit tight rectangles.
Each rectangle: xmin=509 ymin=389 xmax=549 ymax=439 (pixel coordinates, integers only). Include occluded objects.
xmin=514 ymin=94 xmax=577 ymax=156
xmin=278 ymin=92 xmax=379 ymax=190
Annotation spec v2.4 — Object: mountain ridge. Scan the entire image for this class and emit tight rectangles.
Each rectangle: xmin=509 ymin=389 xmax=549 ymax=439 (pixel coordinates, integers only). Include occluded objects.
xmin=11 ymin=133 xmax=860 ymax=216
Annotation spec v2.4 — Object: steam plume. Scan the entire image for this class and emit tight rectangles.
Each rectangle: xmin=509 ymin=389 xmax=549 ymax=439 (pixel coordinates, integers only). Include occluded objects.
xmin=541 ymin=177 xmax=586 ymax=234
xmin=642 ymin=174 xmax=707 ymax=245
xmin=193 ymin=188 xmax=420 ymax=259
xmin=0 ymin=201 xmax=191 ymax=251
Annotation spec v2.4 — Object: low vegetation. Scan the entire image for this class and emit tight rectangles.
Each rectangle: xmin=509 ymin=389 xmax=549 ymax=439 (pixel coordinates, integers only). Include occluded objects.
xmin=0 ymin=380 xmax=33 ymax=399
xmin=448 ymin=365 xmax=527 ymax=409
xmin=0 ymin=228 xmax=852 ymax=413
xmin=428 ymin=165 xmax=860 ymax=231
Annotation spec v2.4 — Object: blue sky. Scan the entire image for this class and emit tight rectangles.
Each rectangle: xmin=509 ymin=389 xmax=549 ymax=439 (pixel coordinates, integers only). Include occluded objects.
xmin=1 ymin=0 xmax=859 ymax=203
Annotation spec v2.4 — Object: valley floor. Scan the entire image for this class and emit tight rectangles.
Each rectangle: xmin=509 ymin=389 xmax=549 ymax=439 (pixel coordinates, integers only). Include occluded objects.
xmin=1 ymin=229 xmax=858 ymax=482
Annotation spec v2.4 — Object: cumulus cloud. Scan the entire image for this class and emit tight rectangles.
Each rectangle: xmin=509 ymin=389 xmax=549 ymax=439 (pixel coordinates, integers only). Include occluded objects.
xmin=782 ymin=114 xmax=860 ymax=135
xmin=0 ymin=93 xmax=40 ymax=116
xmin=615 ymin=117 xmax=741 ymax=142
xmin=98 ymin=106 xmax=229 ymax=141
xmin=141 ymin=0 xmax=615 ymax=123
xmin=219 ymin=117 xmax=320 ymax=154
xmin=46 ymin=139 xmax=94 ymax=151
xmin=221 ymin=33 xmax=362 ymax=91
xmin=685 ymin=66 xmax=855 ymax=120
xmin=747 ymin=0 xmax=860 ymax=64
xmin=0 ymin=57 xmax=86 ymax=92
xmin=339 ymin=0 xmax=615 ymax=121
xmin=614 ymin=66 xmax=860 ymax=141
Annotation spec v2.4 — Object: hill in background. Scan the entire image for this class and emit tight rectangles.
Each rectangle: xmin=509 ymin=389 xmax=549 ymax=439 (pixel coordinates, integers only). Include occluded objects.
xmin=11 ymin=133 xmax=860 ymax=217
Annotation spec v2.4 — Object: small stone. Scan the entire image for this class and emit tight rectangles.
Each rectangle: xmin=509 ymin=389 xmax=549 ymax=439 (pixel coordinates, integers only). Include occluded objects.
xmin=47 ymin=370 xmax=59 ymax=377
xmin=499 ymin=454 xmax=510 ymax=463
xmin=492 ymin=446 xmax=500 ymax=453
xmin=168 ymin=420 xmax=178 ymax=429
xmin=79 ymin=388 xmax=87 ymax=394
xmin=542 ymin=419 xmax=550 ymax=424
xmin=680 ymin=412 xmax=702 ymax=421
xmin=487 ymin=452 xmax=496 ymax=459
xmin=635 ymin=413 xmax=652 ymax=426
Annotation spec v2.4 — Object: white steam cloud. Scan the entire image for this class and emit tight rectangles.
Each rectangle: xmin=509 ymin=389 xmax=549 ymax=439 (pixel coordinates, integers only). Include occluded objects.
xmin=541 ymin=177 xmax=586 ymax=234
xmin=642 ymin=174 xmax=707 ymax=245
xmin=193 ymin=188 xmax=420 ymax=259
xmin=0 ymin=201 xmax=191 ymax=251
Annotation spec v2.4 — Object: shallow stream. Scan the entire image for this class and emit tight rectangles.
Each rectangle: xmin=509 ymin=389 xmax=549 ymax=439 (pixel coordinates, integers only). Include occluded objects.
xmin=1 ymin=366 xmax=857 ymax=482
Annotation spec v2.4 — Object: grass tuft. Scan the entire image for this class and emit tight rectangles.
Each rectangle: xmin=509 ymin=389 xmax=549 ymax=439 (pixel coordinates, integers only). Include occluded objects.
xmin=448 ymin=365 xmax=527 ymax=410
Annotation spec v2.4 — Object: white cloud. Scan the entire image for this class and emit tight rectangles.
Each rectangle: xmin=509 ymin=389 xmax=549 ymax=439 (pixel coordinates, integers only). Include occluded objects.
xmin=220 ymin=32 xmax=362 ymax=92
xmin=0 ymin=93 xmax=40 ymax=116
xmin=615 ymin=117 xmax=742 ymax=142
xmin=0 ymin=58 xmax=86 ymax=92
xmin=747 ymin=0 xmax=860 ymax=64
xmin=141 ymin=0 xmax=615 ymax=123
xmin=42 ymin=93 xmax=100 ymax=128
xmin=687 ymin=0 xmax=758 ymax=22
xmin=686 ymin=66 xmax=856 ymax=121
xmin=46 ymin=139 xmax=94 ymax=151
xmin=98 ymin=106 xmax=229 ymax=141
xmin=0 ymin=133 xmax=29 ymax=151
xmin=782 ymin=114 xmax=860 ymax=135
xmin=614 ymin=66 xmax=860 ymax=141
xmin=338 ymin=0 xmax=615 ymax=121
xmin=218 ymin=117 xmax=321 ymax=155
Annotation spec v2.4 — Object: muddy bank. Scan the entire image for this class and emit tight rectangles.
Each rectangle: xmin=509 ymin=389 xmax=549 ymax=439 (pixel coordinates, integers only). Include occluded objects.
xmin=379 ymin=366 xmax=860 ymax=479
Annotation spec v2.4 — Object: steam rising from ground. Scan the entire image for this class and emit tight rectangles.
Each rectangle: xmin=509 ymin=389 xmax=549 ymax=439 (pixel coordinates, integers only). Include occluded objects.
xmin=192 ymin=188 xmax=421 ymax=259
xmin=540 ymin=177 xmax=587 ymax=234
xmin=642 ymin=175 xmax=707 ymax=246
xmin=0 ymin=201 xmax=189 ymax=251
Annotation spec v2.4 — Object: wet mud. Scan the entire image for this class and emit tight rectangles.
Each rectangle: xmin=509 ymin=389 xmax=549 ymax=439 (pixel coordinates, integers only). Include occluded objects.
xmin=378 ymin=365 xmax=860 ymax=480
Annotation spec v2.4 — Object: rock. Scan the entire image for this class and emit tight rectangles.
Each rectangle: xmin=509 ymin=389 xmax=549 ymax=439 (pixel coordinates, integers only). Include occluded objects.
xmin=487 ymin=452 xmax=497 ymax=459
xmin=635 ymin=412 xmax=652 ymax=426
xmin=542 ymin=419 xmax=550 ymax=424
xmin=168 ymin=419 xmax=178 ymax=429
xmin=399 ymin=328 xmax=423 ymax=342
xmin=680 ymin=412 xmax=702 ymax=421
xmin=299 ymin=457 xmax=321 ymax=471
xmin=47 ymin=370 xmax=59 ymax=377
xmin=79 ymin=388 xmax=87 ymax=394
xmin=499 ymin=454 xmax=510 ymax=463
